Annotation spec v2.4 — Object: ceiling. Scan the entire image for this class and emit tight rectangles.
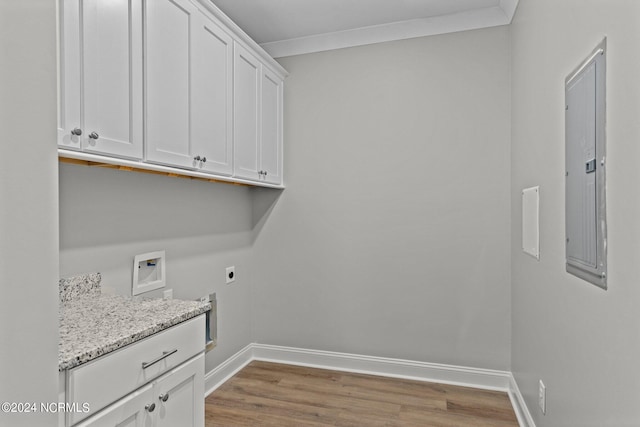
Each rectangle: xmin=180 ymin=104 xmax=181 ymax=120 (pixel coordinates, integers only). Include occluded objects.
xmin=211 ymin=0 xmax=519 ymax=58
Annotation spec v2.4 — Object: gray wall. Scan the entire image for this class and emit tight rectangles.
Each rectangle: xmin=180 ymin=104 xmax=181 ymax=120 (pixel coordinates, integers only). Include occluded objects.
xmin=0 ymin=1 xmax=59 ymax=425
xmin=251 ymin=27 xmax=512 ymax=370
xmin=511 ymin=0 xmax=640 ymax=425
xmin=9 ymin=1 xmax=639 ymax=424
xmin=59 ymin=165 xmax=255 ymax=370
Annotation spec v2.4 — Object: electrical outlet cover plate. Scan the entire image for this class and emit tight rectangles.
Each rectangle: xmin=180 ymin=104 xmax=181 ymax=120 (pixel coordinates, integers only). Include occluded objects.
xmin=226 ymin=266 xmax=235 ymax=284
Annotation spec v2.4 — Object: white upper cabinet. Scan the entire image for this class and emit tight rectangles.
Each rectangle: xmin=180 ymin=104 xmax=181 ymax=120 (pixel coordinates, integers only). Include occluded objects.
xmin=58 ymin=0 xmax=286 ymax=187
xmin=233 ymin=43 xmax=284 ymax=185
xmin=191 ymin=13 xmax=234 ymax=176
xmin=260 ymin=67 xmax=283 ymax=185
xmin=144 ymin=0 xmax=198 ymax=169
xmin=57 ymin=0 xmax=81 ymax=151
xmin=57 ymin=0 xmax=143 ymax=159
xmin=233 ymin=43 xmax=261 ymax=181
xmin=145 ymin=2 xmax=234 ymax=176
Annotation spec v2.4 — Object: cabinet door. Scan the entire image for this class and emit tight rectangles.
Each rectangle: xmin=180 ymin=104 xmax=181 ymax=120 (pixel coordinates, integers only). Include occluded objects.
xmin=75 ymin=383 xmax=154 ymax=427
xmin=260 ymin=68 xmax=283 ymax=185
xmin=82 ymin=0 xmax=143 ymax=159
xmin=191 ymin=13 xmax=233 ymax=176
xmin=57 ymin=0 xmax=82 ymax=150
xmin=233 ymin=43 xmax=261 ymax=181
xmin=145 ymin=0 xmax=198 ymax=169
xmin=566 ymin=62 xmax=597 ymax=269
xmin=565 ymin=43 xmax=607 ymax=288
xmin=155 ymin=354 xmax=204 ymax=427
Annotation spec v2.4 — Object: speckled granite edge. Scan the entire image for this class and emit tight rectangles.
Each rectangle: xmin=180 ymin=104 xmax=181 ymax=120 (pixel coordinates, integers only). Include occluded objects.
xmin=59 ymin=272 xmax=101 ymax=303
xmin=59 ymin=297 xmax=210 ymax=371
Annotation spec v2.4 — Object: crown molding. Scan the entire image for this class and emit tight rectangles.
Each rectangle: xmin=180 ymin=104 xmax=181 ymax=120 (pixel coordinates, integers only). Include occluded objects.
xmin=499 ymin=0 xmax=520 ymax=22
xmin=196 ymin=0 xmax=288 ymax=77
xmin=261 ymin=2 xmax=519 ymax=58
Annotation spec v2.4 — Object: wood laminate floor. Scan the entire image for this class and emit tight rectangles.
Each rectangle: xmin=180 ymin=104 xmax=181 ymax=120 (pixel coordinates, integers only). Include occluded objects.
xmin=205 ymin=361 xmax=519 ymax=426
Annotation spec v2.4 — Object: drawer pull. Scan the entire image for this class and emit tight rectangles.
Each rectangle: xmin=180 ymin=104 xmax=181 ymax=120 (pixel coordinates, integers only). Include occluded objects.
xmin=141 ymin=349 xmax=178 ymax=369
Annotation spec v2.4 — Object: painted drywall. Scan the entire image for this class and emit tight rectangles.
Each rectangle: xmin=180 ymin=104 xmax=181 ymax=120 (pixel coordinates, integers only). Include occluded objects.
xmin=0 ymin=1 xmax=59 ymax=425
xmin=59 ymin=164 xmax=255 ymax=370
xmin=251 ymin=27 xmax=512 ymax=370
xmin=510 ymin=0 xmax=640 ymax=425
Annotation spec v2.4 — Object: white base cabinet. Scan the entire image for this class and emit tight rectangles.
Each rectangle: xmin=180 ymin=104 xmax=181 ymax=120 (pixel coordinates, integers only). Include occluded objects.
xmin=62 ymin=315 xmax=205 ymax=427
xmin=155 ymin=354 xmax=204 ymax=427
xmin=75 ymin=383 xmax=154 ymax=427
xmin=76 ymin=354 xmax=204 ymax=427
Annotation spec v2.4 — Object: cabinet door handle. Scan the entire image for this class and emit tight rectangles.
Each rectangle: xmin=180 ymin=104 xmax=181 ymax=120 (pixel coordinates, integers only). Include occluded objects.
xmin=89 ymin=132 xmax=99 ymax=140
xmin=194 ymin=155 xmax=201 ymax=161
xmin=159 ymin=393 xmax=169 ymax=402
xmin=201 ymin=157 xmax=206 ymax=163
xmin=145 ymin=403 xmax=156 ymax=413
xmin=71 ymin=128 xmax=82 ymax=136
xmin=141 ymin=348 xmax=178 ymax=369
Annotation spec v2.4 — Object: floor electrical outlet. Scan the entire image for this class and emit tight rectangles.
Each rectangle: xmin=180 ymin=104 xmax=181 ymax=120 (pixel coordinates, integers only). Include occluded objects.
xmin=538 ymin=380 xmax=546 ymax=414
xmin=226 ymin=266 xmax=235 ymax=284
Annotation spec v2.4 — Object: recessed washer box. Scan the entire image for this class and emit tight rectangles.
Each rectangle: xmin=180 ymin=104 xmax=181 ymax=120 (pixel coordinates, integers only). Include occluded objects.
xmin=132 ymin=251 xmax=166 ymax=296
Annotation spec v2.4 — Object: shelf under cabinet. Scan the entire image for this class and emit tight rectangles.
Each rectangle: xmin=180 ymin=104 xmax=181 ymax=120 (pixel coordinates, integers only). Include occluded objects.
xmin=59 ymin=150 xmax=285 ymax=189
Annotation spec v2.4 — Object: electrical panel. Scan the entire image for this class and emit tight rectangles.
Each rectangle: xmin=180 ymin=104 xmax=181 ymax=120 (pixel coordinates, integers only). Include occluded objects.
xmin=565 ymin=39 xmax=607 ymax=289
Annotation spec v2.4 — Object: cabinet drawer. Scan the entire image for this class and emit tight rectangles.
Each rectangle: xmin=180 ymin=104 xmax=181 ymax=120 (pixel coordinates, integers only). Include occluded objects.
xmin=67 ymin=315 xmax=204 ymax=425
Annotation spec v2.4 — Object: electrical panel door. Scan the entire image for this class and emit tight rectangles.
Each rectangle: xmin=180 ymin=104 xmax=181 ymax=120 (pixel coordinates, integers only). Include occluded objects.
xmin=565 ymin=40 xmax=607 ymax=289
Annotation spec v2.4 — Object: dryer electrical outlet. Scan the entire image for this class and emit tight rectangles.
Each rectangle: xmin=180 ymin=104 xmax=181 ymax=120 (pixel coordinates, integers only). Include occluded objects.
xmin=226 ymin=266 xmax=235 ymax=284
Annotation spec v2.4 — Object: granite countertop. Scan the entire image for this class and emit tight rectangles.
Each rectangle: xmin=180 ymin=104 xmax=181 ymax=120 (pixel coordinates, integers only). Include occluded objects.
xmin=59 ymin=273 xmax=210 ymax=371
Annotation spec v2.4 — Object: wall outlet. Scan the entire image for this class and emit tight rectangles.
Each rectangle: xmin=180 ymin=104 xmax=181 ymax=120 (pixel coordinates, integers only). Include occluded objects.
xmin=226 ymin=266 xmax=235 ymax=284
xmin=538 ymin=380 xmax=546 ymax=414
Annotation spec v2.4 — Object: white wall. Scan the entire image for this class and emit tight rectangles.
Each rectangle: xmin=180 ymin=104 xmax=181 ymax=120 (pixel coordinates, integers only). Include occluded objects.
xmin=511 ymin=0 xmax=640 ymax=425
xmin=251 ymin=27 xmax=512 ymax=370
xmin=0 ymin=1 xmax=59 ymax=425
xmin=59 ymin=164 xmax=255 ymax=370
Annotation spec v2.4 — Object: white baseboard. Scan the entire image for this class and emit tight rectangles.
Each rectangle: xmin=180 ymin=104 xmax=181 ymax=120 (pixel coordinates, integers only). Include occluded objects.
xmin=204 ymin=343 xmax=534 ymax=427
xmin=252 ymin=344 xmax=512 ymax=391
xmin=204 ymin=344 xmax=254 ymax=397
xmin=508 ymin=373 xmax=536 ymax=427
